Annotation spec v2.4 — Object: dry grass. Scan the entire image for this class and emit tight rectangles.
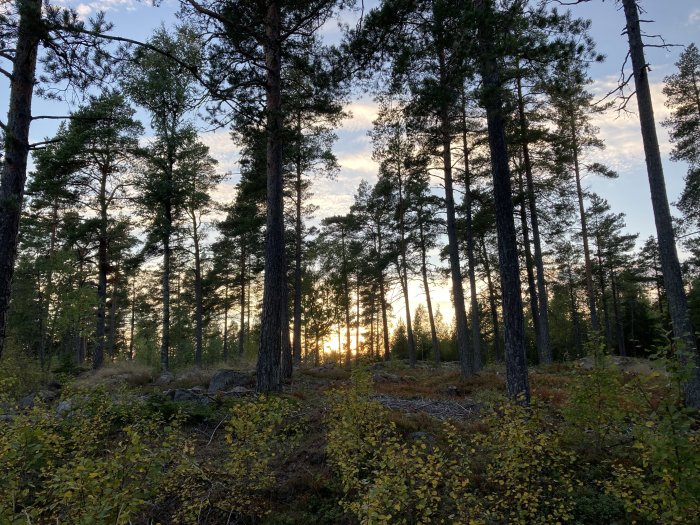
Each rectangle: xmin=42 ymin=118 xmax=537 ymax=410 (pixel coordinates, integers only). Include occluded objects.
xmin=169 ymin=366 xmax=220 ymax=389
xmin=77 ymin=361 xmax=156 ymax=388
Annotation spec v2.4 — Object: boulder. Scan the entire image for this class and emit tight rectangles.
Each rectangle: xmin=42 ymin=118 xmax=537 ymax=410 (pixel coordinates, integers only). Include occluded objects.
xmin=56 ymin=400 xmax=72 ymax=416
xmin=173 ymin=388 xmax=207 ymax=403
xmin=208 ymin=370 xmax=252 ymax=393
xmin=38 ymin=389 xmax=58 ymax=403
xmin=156 ymin=371 xmax=175 ymax=385
xmin=222 ymin=386 xmax=252 ymax=396
xmin=18 ymin=393 xmax=36 ymax=410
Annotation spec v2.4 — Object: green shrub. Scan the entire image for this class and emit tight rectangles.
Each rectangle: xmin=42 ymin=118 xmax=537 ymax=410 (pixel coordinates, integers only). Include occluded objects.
xmin=0 ymin=386 xmax=186 ymax=523
xmin=474 ymin=402 xmax=579 ymax=524
xmin=325 ymin=369 xmax=476 ymax=524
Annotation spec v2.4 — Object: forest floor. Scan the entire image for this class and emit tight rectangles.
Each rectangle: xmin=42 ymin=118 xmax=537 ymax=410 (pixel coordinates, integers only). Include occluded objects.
xmin=0 ymin=355 xmax=695 ymax=524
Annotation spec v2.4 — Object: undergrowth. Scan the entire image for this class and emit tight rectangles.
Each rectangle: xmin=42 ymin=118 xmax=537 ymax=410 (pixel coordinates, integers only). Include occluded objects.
xmin=0 ymin=350 xmax=696 ymax=524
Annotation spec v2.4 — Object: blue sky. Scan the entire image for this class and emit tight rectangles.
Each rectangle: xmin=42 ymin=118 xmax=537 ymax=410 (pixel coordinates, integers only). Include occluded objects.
xmin=2 ymin=0 xmax=700 ymax=328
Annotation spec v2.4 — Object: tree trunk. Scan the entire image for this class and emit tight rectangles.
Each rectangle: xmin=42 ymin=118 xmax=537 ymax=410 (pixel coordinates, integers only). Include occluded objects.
xmin=341 ymin=228 xmax=352 ymax=368
xmin=397 ymin=171 xmax=416 ymax=367
xmin=238 ymin=246 xmax=246 ymax=355
xmin=518 ymin=168 xmax=541 ymax=357
xmin=0 ymin=0 xmax=42 ymax=358
xmin=292 ymin=114 xmax=303 ymax=366
xmin=107 ymin=266 xmax=119 ymax=360
xmin=516 ymin=73 xmax=551 ymax=364
xmin=355 ymin=271 xmax=360 ymax=360
xmin=256 ymin=0 xmax=287 ymax=392
xmin=622 ymin=0 xmax=700 ymax=406
xmin=480 ymin=236 xmax=501 ymax=362
xmin=281 ymin=282 xmax=292 ymax=380
xmin=39 ymin=200 xmax=59 ymax=366
xmin=94 ymin=179 xmax=109 ymax=370
xmin=571 ymin=115 xmax=600 ymax=332
xmin=418 ymin=211 xmax=441 ymax=364
xmin=568 ymin=264 xmax=583 ymax=358
xmin=610 ymin=268 xmax=626 ymax=357
xmin=129 ymin=280 xmax=135 ymax=360
xmin=223 ymin=281 xmax=229 ymax=361
xmin=460 ymin=104 xmax=481 ymax=370
xmin=596 ymin=238 xmax=614 ymax=351
xmin=476 ymin=0 xmax=529 ymax=401
xmin=378 ymin=225 xmax=391 ymax=360
xmin=192 ymin=215 xmax=204 ymax=367
xmin=438 ymin=47 xmax=472 ymax=377
xmin=161 ymin=234 xmax=171 ymax=372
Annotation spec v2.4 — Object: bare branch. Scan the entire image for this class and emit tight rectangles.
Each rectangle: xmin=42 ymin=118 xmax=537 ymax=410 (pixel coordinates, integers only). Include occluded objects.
xmin=29 ymin=139 xmax=63 ymax=149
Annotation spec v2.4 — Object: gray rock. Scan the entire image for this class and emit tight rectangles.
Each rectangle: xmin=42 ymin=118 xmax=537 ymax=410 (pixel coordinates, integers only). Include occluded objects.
xmin=222 ymin=386 xmax=252 ymax=396
xmin=208 ymin=370 xmax=252 ymax=393
xmin=0 ymin=414 xmax=15 ymax=422
xmin=0 ymin=402 xmax=13 ymax=414
xmin=156 ymin=371 xmax=175 ymax=385
xmin=56 ymin=400 xmax=72 ymax=416
xmin=172 ymin=388 xmax=211 ymax=404
xmin=18 ymin=393 xmax=36 ymax=410
xmin=38 ymin=389 xmax=58 ymax=403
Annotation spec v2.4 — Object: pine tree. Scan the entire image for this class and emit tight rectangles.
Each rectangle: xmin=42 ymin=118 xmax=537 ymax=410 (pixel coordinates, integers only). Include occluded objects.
xmin=662 ymin=43 xmax=700 ymax=229
xmin=620 ymin=0 xmax=700 ymax=406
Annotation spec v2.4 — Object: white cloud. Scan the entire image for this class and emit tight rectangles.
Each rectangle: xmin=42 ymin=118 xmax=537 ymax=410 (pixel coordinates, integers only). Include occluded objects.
xmin=588 ymin=77 xmax=672 ymax=174
xmin=75 ymin=3 xmax=93 ymax=18
xmin=199 ymin=130 xmax=239 ymax=176
xmin=688 ymin=8 xmax=700 ymax=26
xmin=341 ymin=99 xmax=379 ymax=132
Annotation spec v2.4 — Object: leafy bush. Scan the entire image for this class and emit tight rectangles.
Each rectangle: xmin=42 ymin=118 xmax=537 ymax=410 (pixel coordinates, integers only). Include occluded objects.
xmin=325 ymin=369 xmax=475 ymax=524
xmin=225 ymin=395 xmax=300 ymax=515
xmin=604 ymin=345 xmax=700 ymax=523
xmin=0 ymin=386 xmax=186 ymax=523
xmin=474 ymin=402 xmax=579 ymax=524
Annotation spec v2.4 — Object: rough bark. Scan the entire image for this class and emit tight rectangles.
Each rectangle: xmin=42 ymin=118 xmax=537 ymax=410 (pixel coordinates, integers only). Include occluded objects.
xmin=129 ymin=280 xmax=135 ymax=360
xmin=418 ymin=210 xmax=441 ymax=364
xmin=238 ymin=246 xmax=246 ymax=355
xmin=516 ymin=74 xmax=551 ymax=364
xmin=107 ymin=267 xmax=118 ymax=360
xmin=256 ymin=0 xmax=285 ymax=392
xmin=341 ymin=227 xmax=352 ymax=368
xmin=571 ymin=115 xmax=600 ymax=332
xmin=192 ymin=215 xmax=203 ymax=367
xmin=610 ymin=268 xmax=626 ymax=357
xmin=397 ymin=170 xmax=416 ymax=367
xmin=622 ymin=0 xmax=700 ymax=406
xmin=377 ymin=225 xmax=391 ymax=360
xmin=292 ymin=133 xmax=303 ymax=365
xmin=460 ymin=107 xmax=481 ymax=370
xmin=0 ymin=0 xmax=42 ymax=358
xmin=161 ymin=235 xmax=171 ymax=373
xmin=94 ymin=174 xmax=109 ymax=370
xmin=518 ymin=168 xmax=541 ymax=357
xmin=222 ymin=281 xmax=229 ymax=360
xmin=438 ymin=47 xmax=472 ymax=376
xmin=477 ymin=0 xmax=529 ymax=401
xmin=481 ymin=236 xmax=502 ymax=362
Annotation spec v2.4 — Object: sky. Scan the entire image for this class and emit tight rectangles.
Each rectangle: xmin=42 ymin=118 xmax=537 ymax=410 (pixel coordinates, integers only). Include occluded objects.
xmin=2 ymin=0 xmax=700 ymax=340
